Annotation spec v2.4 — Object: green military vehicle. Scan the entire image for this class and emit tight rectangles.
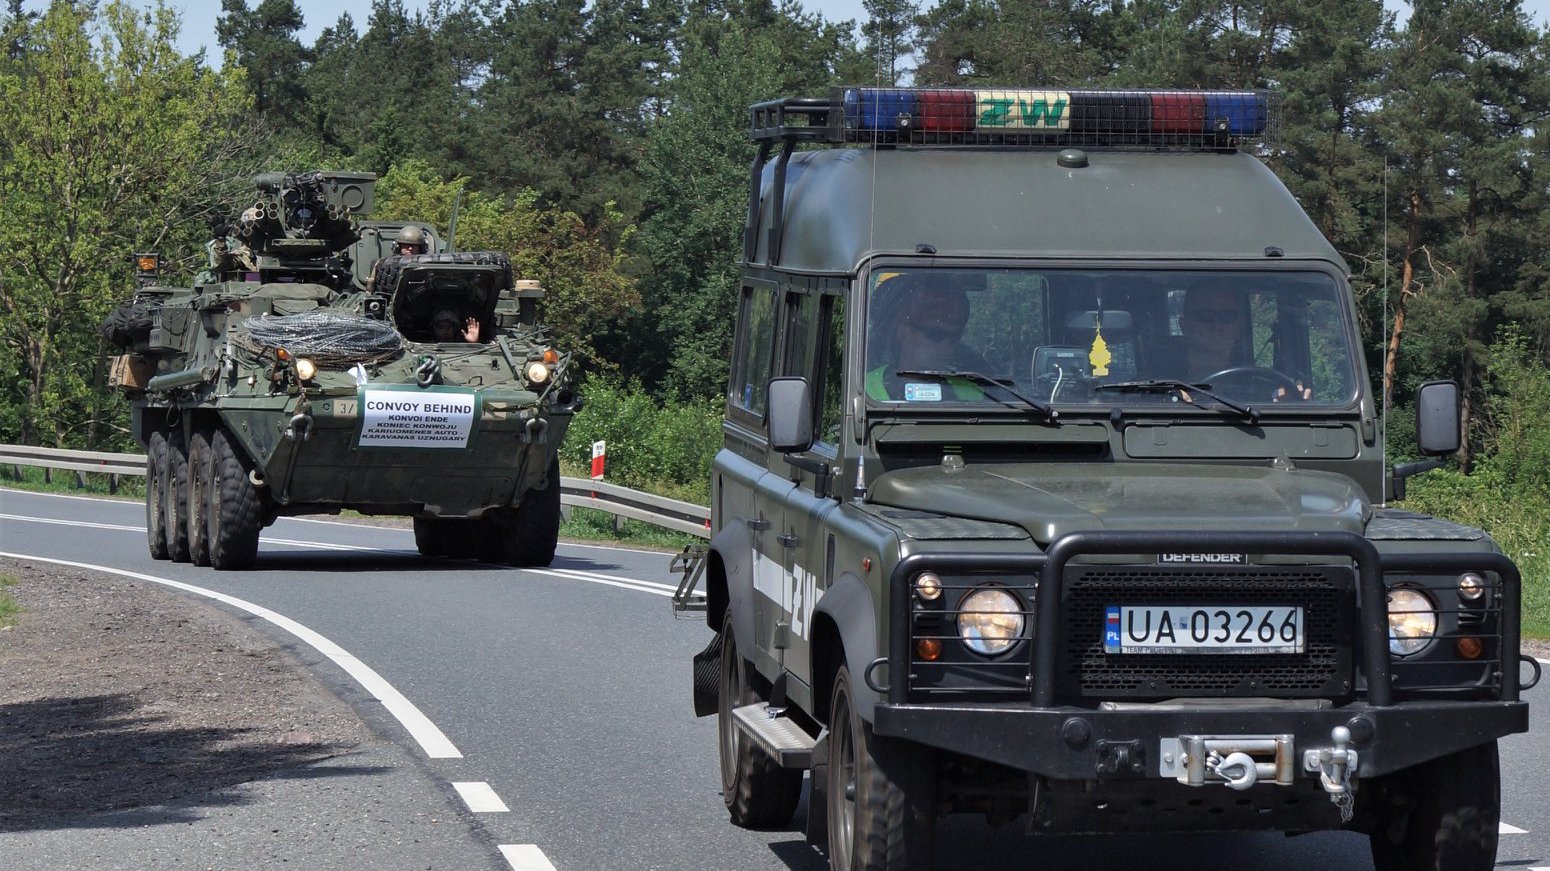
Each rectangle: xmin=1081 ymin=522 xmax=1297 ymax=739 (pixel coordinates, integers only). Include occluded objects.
xmin=672 ymin=88 xmax=1532 ymax=870
xmin=106 ymin=170 xmax=580 ymax=570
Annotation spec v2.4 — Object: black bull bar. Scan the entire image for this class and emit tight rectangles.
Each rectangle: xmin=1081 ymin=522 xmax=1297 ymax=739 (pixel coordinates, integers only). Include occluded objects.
xmin=873 ymin=530 xmax=1526 ymax=777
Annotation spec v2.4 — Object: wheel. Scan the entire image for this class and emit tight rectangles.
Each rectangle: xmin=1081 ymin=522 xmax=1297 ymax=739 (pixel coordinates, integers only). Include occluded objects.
xmin=207 ymin=429 xmax=262 ymax=570
xmin=186 ymin=429 xmax=213 ymax=566
xmin=501 ymin=455 xmax=562 ymax=567
xmin=145 ymin=431 xmax=169 ymax=560
xmin=413 ymin=518 xmax=445 ymax=557
xmin=718 ymin=613 xmax=804 ymax=828
xmin=1368 ymin=741 xmax=1500 ymax=871
xmin=827 ymin=665 xmax=935 ymax=871
xmin=164 ymin=429 xmax=192 ymax=563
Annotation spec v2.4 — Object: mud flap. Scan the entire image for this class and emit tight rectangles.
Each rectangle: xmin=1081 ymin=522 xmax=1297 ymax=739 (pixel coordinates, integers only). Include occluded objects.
xmin=692 ymin=631 xmax=723 ymax=718
xmin=806 ymin=730 xmax=830 ymax=847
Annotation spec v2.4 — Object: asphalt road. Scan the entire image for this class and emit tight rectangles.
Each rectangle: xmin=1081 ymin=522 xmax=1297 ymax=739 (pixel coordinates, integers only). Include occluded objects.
xmin=1 ymin=487 xmax=1545 ymax=870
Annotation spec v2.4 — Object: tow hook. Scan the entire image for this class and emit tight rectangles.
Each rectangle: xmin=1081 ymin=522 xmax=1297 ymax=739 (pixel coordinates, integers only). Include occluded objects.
xmin=525 ymin=416 xmax=548 ymax=444
xmin=1205 ymin=751 xmax=1259 ymax=790
xmin=415 ymin=355 xmax=441 ymax=387
xmin=1303 ymin=725 xmax=1358 ymax=822
xmin=284 ymin=412 xmax=313 ymax=442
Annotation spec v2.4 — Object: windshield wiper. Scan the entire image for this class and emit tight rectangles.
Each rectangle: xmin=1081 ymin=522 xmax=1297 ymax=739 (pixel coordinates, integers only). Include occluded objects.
xmin=896 ymin=369 xmax=1059 ymax=422
xmin=1093 ymin=379 xmax=1260 ymax=424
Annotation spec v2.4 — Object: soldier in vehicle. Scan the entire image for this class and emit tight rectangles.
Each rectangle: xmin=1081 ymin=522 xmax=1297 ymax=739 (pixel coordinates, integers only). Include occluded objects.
xmin=1177 ymin=284 xmax=1310 ymax=400
xmin=431 ymin=307 xmax=480 ymax=343
xmin=865 ymin=274 xmax=989 ymax=401
xmin=394 ymin=225 xmax=429 ymax=256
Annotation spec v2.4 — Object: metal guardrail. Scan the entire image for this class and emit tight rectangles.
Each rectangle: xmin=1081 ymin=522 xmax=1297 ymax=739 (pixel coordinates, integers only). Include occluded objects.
xmin=0 ymin=442 xmax=711 ymax=540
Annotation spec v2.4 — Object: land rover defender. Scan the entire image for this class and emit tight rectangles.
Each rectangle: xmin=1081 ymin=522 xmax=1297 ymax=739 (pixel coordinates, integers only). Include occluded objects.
xmin=671 ymin=87 xmax=1533 ymax=870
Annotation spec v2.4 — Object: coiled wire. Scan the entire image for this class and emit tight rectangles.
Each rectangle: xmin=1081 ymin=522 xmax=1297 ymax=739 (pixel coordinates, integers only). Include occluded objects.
xmin=231 ymin=309 xmax=404 ymax=369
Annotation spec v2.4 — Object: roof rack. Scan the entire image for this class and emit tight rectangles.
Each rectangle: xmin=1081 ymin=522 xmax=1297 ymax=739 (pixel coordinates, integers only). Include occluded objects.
xmin=750 ymin=87 xmax=1278 ymax=151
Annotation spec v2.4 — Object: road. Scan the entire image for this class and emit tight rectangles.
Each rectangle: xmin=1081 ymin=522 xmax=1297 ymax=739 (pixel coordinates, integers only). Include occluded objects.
xmin=1 ymin=487 xmax=1545 ymax=870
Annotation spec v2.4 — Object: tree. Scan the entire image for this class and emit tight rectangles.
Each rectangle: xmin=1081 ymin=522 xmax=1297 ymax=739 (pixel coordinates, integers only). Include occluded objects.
xmin=0 ymin=1 xmax=251 ymax=447
xmin=862 ymin=0 xmax=916 ymax=85
xmin=915 ymin=0 xmax=1122 ymax=86
xmin=216 ymin=0 xmax=310 ymax=127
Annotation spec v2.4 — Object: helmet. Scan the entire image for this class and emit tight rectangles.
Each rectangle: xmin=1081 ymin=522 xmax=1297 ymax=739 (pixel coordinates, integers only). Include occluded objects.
xmin=394 ymin=225 xmax=427 ymax=252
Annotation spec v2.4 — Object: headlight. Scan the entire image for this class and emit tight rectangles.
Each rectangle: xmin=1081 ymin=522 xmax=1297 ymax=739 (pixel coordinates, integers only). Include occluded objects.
xmin=1387 ymin=588 xmax=1438 ymax=656
xmin=1457 ymin=572 xmax=1486 ymax=601
xmin=294 ymin=358 xmax=317 ymax=381
xmin=957 ymin=587 xmax=1024 ymax=655
xmin=525 ymin=361 xmax=551 ymax=383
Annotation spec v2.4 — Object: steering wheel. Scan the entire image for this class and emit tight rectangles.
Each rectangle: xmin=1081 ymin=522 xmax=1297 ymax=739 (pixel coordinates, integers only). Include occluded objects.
xmin=1201 ymin=366 xmax=1304 ymax=398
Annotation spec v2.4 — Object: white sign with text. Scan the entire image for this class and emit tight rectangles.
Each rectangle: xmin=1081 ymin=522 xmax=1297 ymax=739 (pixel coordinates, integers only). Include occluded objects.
xmin=358 ymin=389 xmax=476 ymax=448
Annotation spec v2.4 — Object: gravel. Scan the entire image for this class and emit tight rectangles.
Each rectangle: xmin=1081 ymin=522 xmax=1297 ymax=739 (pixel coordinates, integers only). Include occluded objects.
xmin=0 ymin=557 xmax=370 ymax=832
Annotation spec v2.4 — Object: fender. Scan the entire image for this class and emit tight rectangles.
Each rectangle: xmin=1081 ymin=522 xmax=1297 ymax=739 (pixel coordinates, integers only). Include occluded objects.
xmin=709 ymin=517 xmax=756 ymax=650
xmin=814 ymin=572 xmax=881 ymax=722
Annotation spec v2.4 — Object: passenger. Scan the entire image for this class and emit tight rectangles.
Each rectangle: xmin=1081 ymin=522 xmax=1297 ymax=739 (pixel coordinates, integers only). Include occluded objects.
xmin=431 ymin=307 xmax=479 ymax=343
xmin=866 ymin=277 xmax=988 ymax=401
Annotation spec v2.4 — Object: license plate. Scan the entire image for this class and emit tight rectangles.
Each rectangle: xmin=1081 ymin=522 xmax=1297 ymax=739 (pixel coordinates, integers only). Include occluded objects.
xmin=1104 ymin=605 xmax=1304 ymax=654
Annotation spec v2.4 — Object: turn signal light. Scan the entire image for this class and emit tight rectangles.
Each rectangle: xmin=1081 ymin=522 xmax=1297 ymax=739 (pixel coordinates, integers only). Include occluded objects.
xmin=1456 ymin=637 xmax=1483 ymax=660
xmin=542 ymin=347 xmax=560 ymax=364
xmin=915 ymin=639 xmax=943 ymax=661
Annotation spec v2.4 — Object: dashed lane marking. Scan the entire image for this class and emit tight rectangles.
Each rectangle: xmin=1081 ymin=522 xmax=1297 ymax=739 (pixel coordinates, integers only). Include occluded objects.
xmin=499 ymin=845 xmax=559 ymax=871
xmin=523 ymin=567 xmax=674 ymax=598
xmin=1501 ymin=822 xmax=1529 ymax=834
xmin=0 ymin=551 xmax=463 ymax=759
xmin=452 ymin=782 xmax=509 ymax=813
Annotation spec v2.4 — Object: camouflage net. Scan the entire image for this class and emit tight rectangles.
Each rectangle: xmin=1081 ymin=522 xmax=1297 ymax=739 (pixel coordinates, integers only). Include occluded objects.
xmin=230 ymin=309 xmax=405 ymax=369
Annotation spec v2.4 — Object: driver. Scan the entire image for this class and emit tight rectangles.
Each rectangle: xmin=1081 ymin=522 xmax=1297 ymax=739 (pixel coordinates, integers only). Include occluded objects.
xmin=1180 ymin=286 xmax=1310 ymax=401
xmin=866 ymin=275 xmax=989 ymax=401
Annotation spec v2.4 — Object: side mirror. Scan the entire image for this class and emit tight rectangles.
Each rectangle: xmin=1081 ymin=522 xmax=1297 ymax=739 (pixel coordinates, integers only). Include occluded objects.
xmin=767 ymin=376 xmax=814 ymax=453
xmin=1416 ymin=380 xmax=1461 ymax=456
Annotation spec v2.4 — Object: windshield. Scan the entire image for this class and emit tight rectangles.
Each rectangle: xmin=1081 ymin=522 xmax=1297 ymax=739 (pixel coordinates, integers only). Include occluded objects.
xmin=864 ymin=267 xmax=1361 ymax=409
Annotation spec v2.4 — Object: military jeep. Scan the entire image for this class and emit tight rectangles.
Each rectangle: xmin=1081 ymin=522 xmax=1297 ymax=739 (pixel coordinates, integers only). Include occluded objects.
xmin=672 ymin=88 xmax=1531 ymax=871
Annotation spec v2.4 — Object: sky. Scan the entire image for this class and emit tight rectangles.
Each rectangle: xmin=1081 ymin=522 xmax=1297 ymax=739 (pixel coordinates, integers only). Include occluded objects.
xmin=19 ymin=0 xmax=1550 ymax=64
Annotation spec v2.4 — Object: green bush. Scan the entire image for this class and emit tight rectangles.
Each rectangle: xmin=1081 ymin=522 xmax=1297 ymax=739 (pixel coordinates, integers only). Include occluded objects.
xmin=561 ymin=375 xmax=722 ymax=505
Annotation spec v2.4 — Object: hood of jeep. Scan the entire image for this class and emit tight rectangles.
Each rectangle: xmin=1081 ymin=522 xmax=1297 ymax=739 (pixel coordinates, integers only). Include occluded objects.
xmin=867 ymin=462 xmax=1371 ymax=545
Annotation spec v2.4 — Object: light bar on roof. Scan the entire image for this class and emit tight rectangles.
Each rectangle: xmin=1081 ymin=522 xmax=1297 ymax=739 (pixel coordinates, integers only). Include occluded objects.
xmin=836 ymin=87 xmax=1271 ymax=147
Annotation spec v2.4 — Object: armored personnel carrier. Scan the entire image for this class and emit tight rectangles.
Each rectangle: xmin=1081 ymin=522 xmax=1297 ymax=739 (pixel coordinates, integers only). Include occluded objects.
xmin=105 ymin=170 xmax=580 ymax=570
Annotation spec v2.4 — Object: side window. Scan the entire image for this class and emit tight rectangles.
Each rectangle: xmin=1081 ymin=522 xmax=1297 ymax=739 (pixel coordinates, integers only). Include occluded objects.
xmin=816 ymin=292 xmax=847 ymax=448
xmin=729 ymin=286 xmax=778 ymax=417
xmin=783 ymin=290 xmax=817 ymax=379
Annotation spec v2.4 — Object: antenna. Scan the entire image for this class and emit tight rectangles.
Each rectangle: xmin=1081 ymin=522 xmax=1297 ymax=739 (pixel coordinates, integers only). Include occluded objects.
xmin=1381 ymin=158 xmax=1389 ymax=499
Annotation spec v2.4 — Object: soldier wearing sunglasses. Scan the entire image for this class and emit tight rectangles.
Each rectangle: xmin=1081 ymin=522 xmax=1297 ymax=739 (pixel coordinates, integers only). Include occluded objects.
xmin=866 ymin=279 xmax=989 ymax=401
xmin=1180 ymin=286 xmax=1310 ymax=401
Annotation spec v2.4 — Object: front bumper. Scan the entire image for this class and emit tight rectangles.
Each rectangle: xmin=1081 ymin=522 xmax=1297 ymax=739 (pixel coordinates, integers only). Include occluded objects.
xmin=874 ymin=697 xmax=1528 ymax=779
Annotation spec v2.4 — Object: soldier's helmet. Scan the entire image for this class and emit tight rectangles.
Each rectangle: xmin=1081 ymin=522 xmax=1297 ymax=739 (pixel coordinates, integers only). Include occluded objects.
xmin=394 ymin=225 xmax=427 ymax=255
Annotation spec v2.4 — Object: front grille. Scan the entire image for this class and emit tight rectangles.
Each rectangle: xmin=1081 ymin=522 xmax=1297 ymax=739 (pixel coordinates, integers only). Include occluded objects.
xmin=1057 ymin=566 xmax=1354 ymax=699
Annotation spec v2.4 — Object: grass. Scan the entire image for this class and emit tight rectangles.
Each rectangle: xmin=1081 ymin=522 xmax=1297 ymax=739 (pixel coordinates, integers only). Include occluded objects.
xmin=0 ymin=574 xmax=18 ymax=629
xmin=560 ymin=506 xmax=704 ymax=551
xmin=0 ymin=464 xmax=143 ymax=499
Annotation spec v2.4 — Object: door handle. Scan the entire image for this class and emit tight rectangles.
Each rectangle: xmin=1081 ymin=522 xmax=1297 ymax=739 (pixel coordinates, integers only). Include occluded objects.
xmin=746 ymin=517 xmax=770 ymax=531
xmin=776 ymin=533 xmax=800 ymax=548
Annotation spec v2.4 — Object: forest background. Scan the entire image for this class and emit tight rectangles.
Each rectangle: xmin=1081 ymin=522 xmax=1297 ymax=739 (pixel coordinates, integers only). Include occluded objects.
xmin=1 ymin=0 xmax=1547 ymax=626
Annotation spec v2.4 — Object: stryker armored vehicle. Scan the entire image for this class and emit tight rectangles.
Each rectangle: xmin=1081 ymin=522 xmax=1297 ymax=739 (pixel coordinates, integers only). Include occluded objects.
xmin=105 ymin=170 xmax=580 ymax=570
xmin=671 ymin=88 xmax=1532 ymax=870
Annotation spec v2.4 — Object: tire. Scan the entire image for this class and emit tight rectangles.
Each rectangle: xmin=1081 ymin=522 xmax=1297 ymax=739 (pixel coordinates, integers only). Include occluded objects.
xmin=1369 ymin=741 xmax=1500 ymax=871
xmin=207 ymin=429 xmax=262 ymax=570
xmin=827 ymin=665 xmax=935 ymax=871
xmin=145 ymin=431 xmax=169 ymax=560
xmin=164 ymin=429 xmax=192 ymax=562
xmin=718 ymin=613 xmax=804 ymax=828
xmin=501 ymin=455 xmax=562 ymax=567
xmin=413 ymin=518 xmax=445 ymax=558
xmin=186 ymin=429 xmax=213 ymax=566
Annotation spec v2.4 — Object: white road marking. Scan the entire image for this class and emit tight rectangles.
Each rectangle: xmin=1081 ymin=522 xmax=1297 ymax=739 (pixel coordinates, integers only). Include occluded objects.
xmin=543 ymin=566 xmax=679 ymax=592
xmin=452 ymin=781 xmax=509 ymax=813
xmin=1500 ymin=821 xmax=1529 ymax=834
xmin=523 ymin=567 xmax=673 ymax=598
xmin=0 ymin=551 xmax=463 ymax=759
xmin=0 ymin=513 xmax=379 ymax=551
xmin=499 ymin=845 xmax=558 ymax=871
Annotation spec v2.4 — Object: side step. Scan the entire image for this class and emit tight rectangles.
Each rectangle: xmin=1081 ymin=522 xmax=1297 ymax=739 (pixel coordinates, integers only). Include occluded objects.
xmin=732 ymin=702 xmax=817 ymax=769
